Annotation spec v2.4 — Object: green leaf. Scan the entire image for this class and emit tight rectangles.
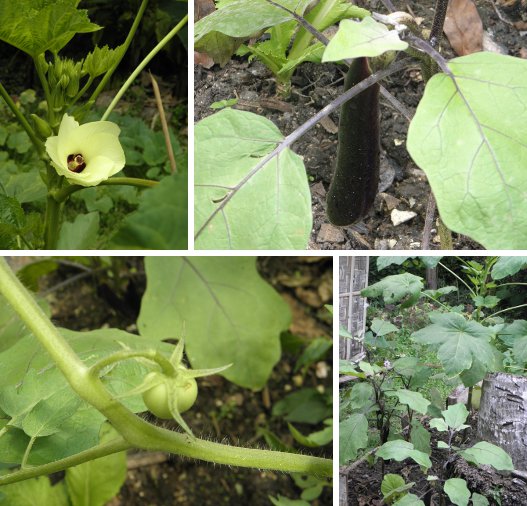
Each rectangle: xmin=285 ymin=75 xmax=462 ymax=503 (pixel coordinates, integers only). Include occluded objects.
xmin=410 ymin=421 xmax=431 ymax=455
xmin=411 ymin=312 xmax=496 ymax=376
xmin=392 ymin=357 xmax=419 ymax=377
xmin=138 ymin=257 xmax=291 ymax=389
xmin=371 ymin=318 xmax=398 ymax=336
xmin=441 ymin=403 xmax=469 ymax=431
xmin=82 ymin=44 xmax=123 ymax=78
xmin=0 ymin=475 xmax=68 ymax=506
xmin=444 ymin=478 xmax=470 ymax=506
xmin=272 ymin=388 xmax=331 ymax=424
xmin=429 ymin=418 xmax=449 ymax=432
xmin=473 ymin=295 xmax=500 ymax=309
xmin=339 ymin=413 xmax=368 ymax=464
xmin=471 ymin=493 xmax=490 ymax=506
xmin=57 ymin=212 xmax=99 ymax=250
xmin=109 ymin=173 xmax=188 ymax=250
xmin=194 ymin=108 xmax=311 ymax=249
xmin=0 ymin=0 xmax=100 ymax=58
xmin=322 ymin=17 xmax=407 ymax=61
xmin=349 ymin=382 xmax=374 ymax=412
xmin=437 ymin=441 xmax=449 ymax=448
xmin=65 ymin=428 xmax=127 ymax=506
xmin=381 ymin=474 xmax=415 ymax=502
xmin=294 ymin=337 xmax=331 ymax=372
xmin=491 ymin=257 xmax=527 ymax=280
xmin=376 ymin=440 xmax=432 ymax=470
xmin=459 ymin=441 xmax=514 ymax=471
xmin=407 ymin=52 xmax=527 ymax=249
xmin=288 ymin=421 xmax=332 ymax=447
xmin=393 ymin=494 xmax=425 ymax=506
xmin=513 ymin=335 xmax=527 ymax=364
xmin=4 ymin=172 xmax=47 ymax=204
xmin=362 ymin=273 xmax=424 ymax=308
xmin=387 ymin=390 xmax=430 ymax=415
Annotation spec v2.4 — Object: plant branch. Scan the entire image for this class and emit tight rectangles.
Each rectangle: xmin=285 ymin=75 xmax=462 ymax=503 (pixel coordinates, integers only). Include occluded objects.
xmin=482 ymin=303 xmax=527 ymax=322
xmin=87 ymin=0 xmax=150 ymax=108
xmin=101 ymin=15 xmax=188 ymax=121
xmin=195 ymin=58 xmax=410 ymax=241
xmin=52 ymin=177 xmax=158 ymax=203
xmin=439 ymin=261 xmax=476 ymax=297
xmin=429 ymin=0 xmax=449 ymax=47
xmin=0 ymin=82 xmax=45 ymax=156
xmin=89 ymin=349 xmax=176 ymax=378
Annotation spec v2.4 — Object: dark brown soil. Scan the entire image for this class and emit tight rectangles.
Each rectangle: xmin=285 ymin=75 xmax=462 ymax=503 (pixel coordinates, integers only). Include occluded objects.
xmin=29 ymin=256 xmax=333 ymax=506
xmin=194 ymin=0 xmax=527 ymax=250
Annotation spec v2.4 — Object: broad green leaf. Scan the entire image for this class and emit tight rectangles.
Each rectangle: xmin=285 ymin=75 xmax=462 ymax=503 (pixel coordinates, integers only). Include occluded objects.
xmin=371 ymin=318 xmax=398 ymax=336
xmin=110 ymin=173 xmax=188 ymax=250
xmin=322 ymin=17 xmax=407 ymax=61
xmin=0 ymin=0 xmax=100 ymax=58
xmin=491 ymin=256 xmax=527 ymax=280
xmin=459 ymin=441 xmax=514 ymax=471
xmin=429 ymin=418 xmax=449 ymax=432
xmin=195 ymin=109 xmax=311 ymax=249
xmin=4 ymin=172 xmax=47 ymax=204
xmin=441 ymin=403 xmax=469 ymax=431
xmin=393 ymin=494 xmax=425 ymax=506
xmin=339 ymin=413 xmax=368 ymax=464
xmin=339 ymin=360 xmax=365 ymax=377
xmin=376 ymin=256 xmax=442 ymax=270
xmin=411 ymin=312 xmax=495 ymax=376
xmin=407 ymin=52 xmax=527 ymax=249
xmin=272 ymin=389 xmax=331 ymax=424
xmin=349 ymin=382 xmax=374 ymax=412
xmin=392 ymin=357 xmax=419 ymax=377
xmin=497 ymin=320 xmax=527 ymax=347
xmin=444 ymin=478 xmax=470 ymax=506
xmin=513 ymin=335 xmax=527 ymax=364
xmin=381 ymin=474 xmax=416 ymax=503
xmin=362 ymin=273 xmax=424 ymax=308
xmin=437 ymin=441 xmax=449 ymax=448
xmin=57 ymin=212 xmax=99 ymax=250
xmin=65 ymin=428 xmax=127 ymax=506
xmin=138 ymin=257 xmax=290 ymax=389
xmin=0 ymin=475 xmax=68 ymax=506
xmin=473 ymin=295 xmax=500 ymax=309
xmin=376 ymin=440 xmax=432 ymax=470
xmin=387 ymin=390 xmax=430 ymax=415
xmin=410 ymin=421 xmax=431 ymax=455
xmin=294 ymin=337 xmax=331 ymax=372
xmin=423 ymin=286 xmax=458 ymax=299
xmin=471 ymin=493 xmax=490 ymax=506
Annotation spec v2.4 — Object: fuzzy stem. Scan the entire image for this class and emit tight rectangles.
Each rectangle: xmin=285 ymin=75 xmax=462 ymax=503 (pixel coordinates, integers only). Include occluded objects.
xmin=101 ymin=15 xmax=188 ymax=121
xmin=89 ymin=349 xmax=176 ymax=378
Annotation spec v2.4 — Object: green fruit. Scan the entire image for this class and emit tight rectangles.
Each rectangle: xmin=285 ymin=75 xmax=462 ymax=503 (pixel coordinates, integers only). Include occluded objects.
xmin=142 ymin=372 xmax=198 ymax=419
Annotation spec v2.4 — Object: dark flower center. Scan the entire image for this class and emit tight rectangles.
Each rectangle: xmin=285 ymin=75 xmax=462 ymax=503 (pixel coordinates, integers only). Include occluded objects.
xmin=67 ymin=153 xmax=86 ymax=173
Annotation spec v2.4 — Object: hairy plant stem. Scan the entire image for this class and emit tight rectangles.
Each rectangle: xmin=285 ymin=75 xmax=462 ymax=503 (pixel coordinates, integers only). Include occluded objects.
xmin=101 ymin=14 xmax=188 ymax=121
xmin=0 ymin=82 xmax=44 ymax=156
xmin=0 ymin=259 xmax=332 ymax=479
xmin=51 ymin=177 xmax=158 ymax=203
xmin=89 ymin=349 xmax=176 ymax=378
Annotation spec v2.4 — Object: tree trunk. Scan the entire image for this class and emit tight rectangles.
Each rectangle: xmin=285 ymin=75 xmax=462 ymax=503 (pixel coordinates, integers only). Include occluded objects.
xmin=425 ymin=267 xmax=437 ymax=290
xmin=476 ymin=372 xmax=527 ymax=472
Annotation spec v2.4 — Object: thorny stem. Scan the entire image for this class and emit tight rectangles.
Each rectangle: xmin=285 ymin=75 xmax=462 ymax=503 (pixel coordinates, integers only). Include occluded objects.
xmin=430 ymin=0 xmax=449 ymax=47
xmin=195 ymin=58 xmax=410 ymax=241
xmin=0 ymin=259 xmax=332 ymax=480
xmin=101 ymin=15 xmax=188 ymax=121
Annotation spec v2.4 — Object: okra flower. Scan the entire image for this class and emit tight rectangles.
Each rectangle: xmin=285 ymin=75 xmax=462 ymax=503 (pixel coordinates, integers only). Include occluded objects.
xmin=45 ymin=114 xmax=125 ymax=186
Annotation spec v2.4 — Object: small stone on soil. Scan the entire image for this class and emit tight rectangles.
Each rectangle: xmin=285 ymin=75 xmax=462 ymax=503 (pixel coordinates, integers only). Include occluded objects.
xmin=379 ymin=192 xmax=400 ymax=211
xmin=391 ymin=209 xmax=417 ymax=226
xmin=316 ymin=223 xmax=346 ymax=243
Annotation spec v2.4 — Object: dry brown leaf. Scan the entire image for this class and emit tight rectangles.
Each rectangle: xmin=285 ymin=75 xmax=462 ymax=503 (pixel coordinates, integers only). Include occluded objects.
xmin=194 ymin=51 xmax=215 ymax=69
xmin=444 ymin=0 xmax=484 ymax=56
xmin=195 ymin=0 xmax=215 ymax=21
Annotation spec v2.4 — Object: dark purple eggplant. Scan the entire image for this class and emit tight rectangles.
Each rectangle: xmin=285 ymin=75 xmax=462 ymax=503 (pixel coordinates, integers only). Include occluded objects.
xmin=326 ymin=57 xmax=380 ymax=226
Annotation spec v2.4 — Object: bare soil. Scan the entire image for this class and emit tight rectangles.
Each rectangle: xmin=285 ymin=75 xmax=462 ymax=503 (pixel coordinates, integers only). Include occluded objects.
xmin=194 ymin=0 xmax=527 ymax=250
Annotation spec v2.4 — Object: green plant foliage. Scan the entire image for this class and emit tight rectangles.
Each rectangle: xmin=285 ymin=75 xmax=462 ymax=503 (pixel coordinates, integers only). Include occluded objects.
xmin=407 ymin=52 xmax=527 ymax=249
xmin=491 ymin=256 xmax=527 ymax=280
xmin=138 ymin=257 xmax=291 ymax=389
xmin=376 ymin=440 xmax=432 ymax=470
xmin=393 ymin=494 xmax=425 ymax=506
xmin=57 ymin=212 xmax=100 ymax=250
xmin=194 ymin=108 xmax=311 ymax=249
xmin=459 ymin=441 xmax=514 ymax=471
xmin=444 ymin=478 xmax=471 ymax=506
xmin=381 ymin=474 xmax=414 ymax=504
xmin=322 ymin=16 xmax=407 ymax=61
xmin=0 ymin=0 xmax=101 ymax=57
xmin=82 ymin=44 xmax=124 ymax=78
xmin=272 ymin=388 xmax=331 ymax=424
xmin=411 ymin=313 xmax=497 ymax=378
xmin=339 ymin=413 xmax=368 ymax=464
xmin=386 ymin=390 xmax=430 ymax=415
xmin=361 ymin=273 xmax=424 ymax=308
xmin=0 ymin=475 xmax=69 ymax=506
xmin=109 ymin=173 xmax=188 ymax=250
xmin=288 ymin=420 xmax=332 ymax=447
